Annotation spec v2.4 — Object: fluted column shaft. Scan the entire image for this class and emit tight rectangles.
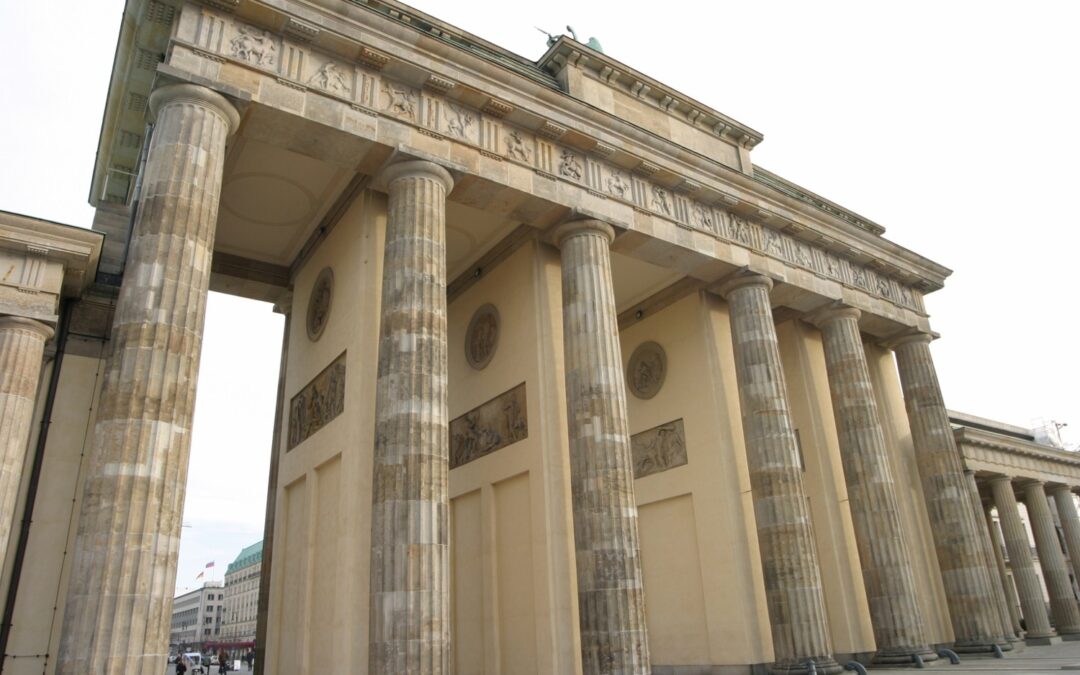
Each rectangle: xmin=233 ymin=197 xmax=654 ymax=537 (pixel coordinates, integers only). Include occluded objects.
xmin=58 ymin=84 xmax=239 ymax=675
xmin=368 ymin=160 xmax=454 ymax=674
xmin=1023 ymin=481 xmax=1080 ymax=637
xmin=556 ymin=219 xmax=650 ymax=675
xmin=990 ymin=477 xmax=1054 ymax=640
xmin=984 ymin=506 xmax=1023 ymax=635
xmin=1050 ymin=486 xmax=1080 ymax=599
xmin=963 ymin=471 xmax=1016 ymax=644
xmin=720 ymin=275 xmax=839 ymax=675
xmin=811 ymin=307 xmax=932 ymax=663
xmin=0 ymin=317 xmax=53 ymax=563
xmin=892 ymin=334 xmax=1000 ymax=650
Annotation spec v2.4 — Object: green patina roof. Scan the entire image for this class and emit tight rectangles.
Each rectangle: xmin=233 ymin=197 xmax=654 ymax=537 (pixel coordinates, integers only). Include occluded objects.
xmin=226 ymin=540 xmax=263 ymax=575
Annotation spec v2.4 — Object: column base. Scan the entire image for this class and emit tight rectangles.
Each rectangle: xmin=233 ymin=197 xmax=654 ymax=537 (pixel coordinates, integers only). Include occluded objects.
xmin=1060 ymin=631 xmax=1080 ymax=642
xmin=952 ymin=639 xmax=1011 ymax=653
xmin=1025 ymin=633 xmax=1061 ymax=646
xmin=771 ymin=656 xmax=843 ymax=675
xmin=871 ymin=646 xmax=940 ymax=666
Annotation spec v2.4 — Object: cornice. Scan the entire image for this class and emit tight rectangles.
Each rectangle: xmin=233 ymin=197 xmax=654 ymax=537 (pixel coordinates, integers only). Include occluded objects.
xmin=0 ymin=210 xmax=104 ymax=298
xmin=956 ymin=426 xmax=1080 ymax=470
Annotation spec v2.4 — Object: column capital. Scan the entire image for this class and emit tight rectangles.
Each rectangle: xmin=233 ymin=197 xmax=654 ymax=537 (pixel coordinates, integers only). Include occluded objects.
xmin=988 ymin=474 xmax=1014 ymax=487
xmin=882 ymin=329 xmax=939 ymax=350
xmin=552 ymin=218 xmax=615 ymax=249
xmin=716 ymin=271 xmax=773 ymax=299
xmin=805 ymin=303 xmax=861 ymax=329
xmin=149 ymin=83 xmax=241 ymax=135
xmin=0 ymin=315 xmax=54 ymax=341
xmin=1047 ymin=483 xmax=1075 ymax=496
xmin=380 ymin=159 xmax=454 ymax=193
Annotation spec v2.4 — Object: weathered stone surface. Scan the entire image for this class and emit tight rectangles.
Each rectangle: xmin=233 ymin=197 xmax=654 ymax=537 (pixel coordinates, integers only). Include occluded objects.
xmin=718 ymin=274 xmax=840 ymax=675
xmin=0 ymin=317 xmax=53 ymax=564
xmin=892 ymin=333 xmax=1001 ymax=651
xmin=1023 ymin=481 xmax=1080 ymax=638
xmin=1051 ymin=485 xmax=1080 ymax=610
xmin=57 ymin=83 xmax=239 ymax=675
xmin=810 ymin=307 xmax=933 ymax=663
xmin=989 ymin=476 xmax=1056 ymax=642
xmin=449 ymin=382 xmax=527 ymax=468
xmin=368 ymin=159 xmax=454 ymax=674
xmin=962 ymin=472 xmax=1016 ymax=645
xmin=555 ymin=218 xmax=651 ymax=675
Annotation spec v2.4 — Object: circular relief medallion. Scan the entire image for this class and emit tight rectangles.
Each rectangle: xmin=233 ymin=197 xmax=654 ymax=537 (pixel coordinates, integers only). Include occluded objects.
xmin=465 ymin=303 xmax=500 ymax=370
xmin=627 ymin=341 xmax=667 ymax=400
xmin=306 ymin=267 xmax=334 ymax=342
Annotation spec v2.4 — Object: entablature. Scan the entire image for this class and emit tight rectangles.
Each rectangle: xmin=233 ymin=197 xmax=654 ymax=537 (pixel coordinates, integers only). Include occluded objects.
xmin=95 ymin=0 xmax=952 ymax=333
xmin=957 ymin=426 xmax=1080 ymax=488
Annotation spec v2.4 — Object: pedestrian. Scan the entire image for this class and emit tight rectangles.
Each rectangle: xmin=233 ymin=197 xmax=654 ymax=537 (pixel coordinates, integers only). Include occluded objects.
xmin=245 ymin=651 xmax=254 ymax=671
xmin=218 ymin=648 xmax=229 ymax=673
xmin=176 ymin=655 xmax=188 ymax=675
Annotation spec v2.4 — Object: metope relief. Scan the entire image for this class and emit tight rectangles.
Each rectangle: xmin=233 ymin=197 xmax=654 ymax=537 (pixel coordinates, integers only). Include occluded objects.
xmin=631 ymin=418 xmax=688 ymax=479
xmin=306 ymin=267 xmax=333 ymax=341
xmin=288 ymin=351 xmax=346 ymax=451
xmin=627 ymin=341 xmax=667 ymax=400
xmin=450 ymin=383 xmax=528 ymax=469
xmin=382 ymin=82 xmax=416 ymax=120
xmin=465 ymin=303 xmax=499 ymax=370
xmin=229 ymin=23 xmax=277 ymax=68
xmin=308 ymin=61 xmax=350 ymax=96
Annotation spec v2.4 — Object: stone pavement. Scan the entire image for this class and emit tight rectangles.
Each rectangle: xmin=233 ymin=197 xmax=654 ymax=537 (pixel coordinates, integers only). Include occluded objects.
xmin=874 ymin=640 xmax=1080 ymax=673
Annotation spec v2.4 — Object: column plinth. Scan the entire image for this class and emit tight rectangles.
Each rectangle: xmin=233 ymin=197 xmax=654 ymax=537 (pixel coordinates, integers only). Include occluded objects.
xmin=1023 ymin=481 xmax=1080 ymax=639
xmin=57 ymin=84 xmax=238 ymax=675
xmin=556 ymin=218 xmax=650 ymax=674
xmin=0 ymin=316 xmax=54 ymax=564
xmin=809 ymin=307 xmax=935 ymax=664
xmin=891 ymin=333 xmax=1001 ymax=651
xmin=989 ymin=476 xmax=1056 ymax=644
xmin=368 ymin=160 xmax=454 ymax=674
xmin=1050 ymin=485 xmax=1080 ymax=607
xmin=720 ymin=275 xmax=840 ymax=675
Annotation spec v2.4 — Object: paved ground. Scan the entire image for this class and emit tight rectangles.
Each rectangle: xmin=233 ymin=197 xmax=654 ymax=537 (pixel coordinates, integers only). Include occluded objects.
xmin=871 ymin=640 xmax=1080 ymax=673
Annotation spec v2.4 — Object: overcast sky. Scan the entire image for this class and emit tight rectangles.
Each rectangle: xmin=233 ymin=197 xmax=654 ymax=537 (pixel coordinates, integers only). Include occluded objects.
xmin=1 ymin=1 xmax=1077 ymax=594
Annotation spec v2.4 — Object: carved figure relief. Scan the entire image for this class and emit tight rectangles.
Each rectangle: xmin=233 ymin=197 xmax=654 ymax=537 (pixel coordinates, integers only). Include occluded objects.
xmin=445 ymin=103 xmax=474 ymax=138
xmin=851 ymin=266 xmax=869 ymax=289
xmin=731 ymin=217 xmax=754 ymax=246
xmin=824 ymin=253 xmax=843 ymax=279
xmin=288 ymin=352 xmax=347 ymax=450
xmin=651 ymin=186 xmax=671 ymax=215
xmin=692 ymin=204 xmax=714 ymax=231
xmin=627 ymin=341 xmax=667 ymax=400
xmin=764 ymin=230 xmax=783 ymax=255
xmin=465 ymin=303 xmax=499 ymax=370
xmin=559 ymin=150 xmax=583 ymax=180
xmin=309 ymin=61 xmax=348 ymax=95
xmin=450 ymin=383 xmax=528 ymax=468
xmin=607 ymin=171 xmax=629 ymax=198
xmin=382 ymin=83 xmax=416 ymax=119
xmin=229 ymin=24 xmax=276 ymax=67
xmin=505 ymin=130 xmax=531 ymax=162
xmin=307 ymin=267 xmax=333 ymax=341
xmin=793 ymin=242 xmax=814 ymax=268
xmin=631 ymin=418 xmax=688 ymax=479
xmin=877 ymin=277 xmax=893 ymax=298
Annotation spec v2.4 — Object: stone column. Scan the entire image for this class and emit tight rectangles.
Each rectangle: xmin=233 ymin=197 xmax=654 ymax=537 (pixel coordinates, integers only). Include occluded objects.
xmin=56 ymin=85 xmax=238 ymax=673
xmin=963 ymin=471 xmax=1016 ymax=645
xmin=1023 ymin=481 xmax=1080 ymax=639
xmin=555 ymin=218 xmax=650 ymax=674
xmin=718 ymin=274 xmax=840 ymax=675
xmin=368 ymin=160 xmax=454 ymax=674
xmin=808 ymin=306 xmax=933 ymax=664
xmin=985 ymin=505 xmax=1023 ymax=636
xmin=1051 ymin=485 xmax=1080 ymax=597
xmin=989 ymin=476 xmax=1056 ymax=644
xmin=891 ymin=333 xmax=1001 ymax=651
xmin=0 ymin=317 xmax=53 ymax=563
xmin=57 ymin=84 xmax=239 ymax=674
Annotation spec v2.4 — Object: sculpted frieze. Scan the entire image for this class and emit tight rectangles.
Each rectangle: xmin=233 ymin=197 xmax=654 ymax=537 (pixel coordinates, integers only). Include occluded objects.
xmin=288 ymin=351 xmax=346 ymax=451
xmin=631 ymin=418 xmax=688 ymax=479
xmin=450 ymin=383 xmax=528 ymax=469
xmin=175 ymin=5 xmax=925 ymax=315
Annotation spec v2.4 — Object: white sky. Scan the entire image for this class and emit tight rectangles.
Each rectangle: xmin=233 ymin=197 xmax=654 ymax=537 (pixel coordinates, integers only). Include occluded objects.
xmin=1 ymin=1 xmax=1078 ymax=594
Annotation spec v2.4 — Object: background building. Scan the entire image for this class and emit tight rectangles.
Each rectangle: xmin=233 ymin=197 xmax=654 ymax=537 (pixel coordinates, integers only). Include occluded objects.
xmin=169 ymin=581 xmax=224 ymax=654
xmin=221 ymin=540 xmax=263 ymax=651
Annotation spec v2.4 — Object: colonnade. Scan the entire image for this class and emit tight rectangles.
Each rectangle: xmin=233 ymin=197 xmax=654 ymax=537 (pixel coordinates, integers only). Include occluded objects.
xmin=0 ymin=80 xmax=1064 ymax=673
xmin=973 ymin=473 xmax=1080 ymax=646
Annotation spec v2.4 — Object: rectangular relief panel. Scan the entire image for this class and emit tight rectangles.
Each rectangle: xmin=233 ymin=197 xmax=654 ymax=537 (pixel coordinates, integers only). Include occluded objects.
xmin=451 ymin=490 xmax=483 ymax=675
xmin=288 ymin=351 xmax=346 ymax=450
xmin=631 ymin=418 xmax=688 ymax=479
xmin=450 ymin=382 xmax=528 ymax=468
